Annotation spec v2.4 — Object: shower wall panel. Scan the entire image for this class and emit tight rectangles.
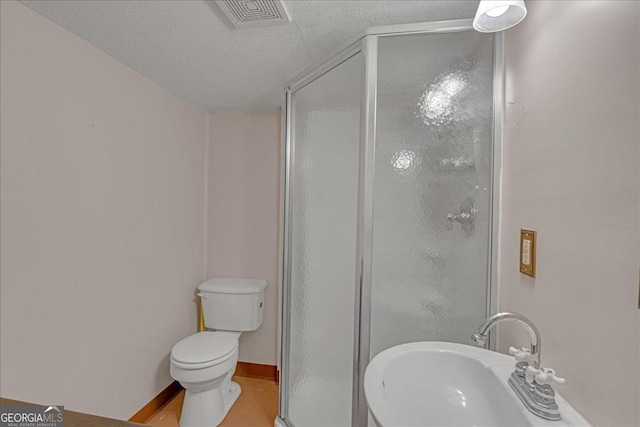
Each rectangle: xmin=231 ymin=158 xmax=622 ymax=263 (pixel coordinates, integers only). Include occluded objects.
xmin=370 ymin=31 xmax=494 ymax=358
xmin=286 ymin=52 xmax=363 ymax=427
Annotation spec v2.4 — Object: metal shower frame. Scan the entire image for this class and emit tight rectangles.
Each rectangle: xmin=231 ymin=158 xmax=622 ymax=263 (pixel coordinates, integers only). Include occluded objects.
xmin=278 ymin=19 xmax=504 ymax=427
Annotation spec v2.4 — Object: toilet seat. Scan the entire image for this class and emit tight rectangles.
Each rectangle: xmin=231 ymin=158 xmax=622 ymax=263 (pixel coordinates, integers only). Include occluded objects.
xmin=171 ymin=331 xmax=238 ymax=369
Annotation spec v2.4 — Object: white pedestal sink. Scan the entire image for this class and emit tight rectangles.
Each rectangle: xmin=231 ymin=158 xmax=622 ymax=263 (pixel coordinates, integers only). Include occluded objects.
xmin=364 ymin=342 xmax=590 ymax=427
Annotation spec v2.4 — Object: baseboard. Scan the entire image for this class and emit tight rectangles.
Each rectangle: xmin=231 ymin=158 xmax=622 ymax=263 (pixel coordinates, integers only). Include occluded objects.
xmin=236 ymin=361 xmax=278 ymax=382
xmin=129 ymin=380 xmax=183 ymax=423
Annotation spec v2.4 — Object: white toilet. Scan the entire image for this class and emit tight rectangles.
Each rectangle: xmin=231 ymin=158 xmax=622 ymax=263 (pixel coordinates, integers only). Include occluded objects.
xmin=170 ymin=277 xmax=267 ymax=427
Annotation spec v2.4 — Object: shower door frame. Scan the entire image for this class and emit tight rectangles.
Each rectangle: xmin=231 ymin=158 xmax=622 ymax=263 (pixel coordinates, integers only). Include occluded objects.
xmin=279 ymin=19 xmax=504 ymax=427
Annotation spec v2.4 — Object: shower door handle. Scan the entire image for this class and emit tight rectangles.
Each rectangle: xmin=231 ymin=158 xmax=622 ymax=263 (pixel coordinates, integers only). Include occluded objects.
xmin=447 ymin=197 xmax=476 ymax=236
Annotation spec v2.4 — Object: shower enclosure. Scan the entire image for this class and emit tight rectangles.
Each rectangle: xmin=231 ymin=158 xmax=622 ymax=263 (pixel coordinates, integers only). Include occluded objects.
xmin=279 ymin=20 xmax=502 ymax=427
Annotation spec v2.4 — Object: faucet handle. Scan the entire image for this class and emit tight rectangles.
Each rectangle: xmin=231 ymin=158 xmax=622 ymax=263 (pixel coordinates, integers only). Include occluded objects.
xmin=526 ymin=366 xmax=566 ymax=386
xmin=509 ymin=346 xmax=532 ymax=363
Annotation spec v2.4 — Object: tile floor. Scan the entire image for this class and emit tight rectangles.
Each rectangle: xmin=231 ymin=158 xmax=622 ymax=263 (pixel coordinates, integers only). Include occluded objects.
xmin=145 ymin=376 xmax=278 ymax=427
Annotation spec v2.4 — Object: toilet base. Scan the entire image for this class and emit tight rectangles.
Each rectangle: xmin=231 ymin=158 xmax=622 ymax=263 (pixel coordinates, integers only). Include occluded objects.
xmin=223 ymin=381 xmax=242 ymax=415
xmin=179 ymin=380 xmax=241 ymax=427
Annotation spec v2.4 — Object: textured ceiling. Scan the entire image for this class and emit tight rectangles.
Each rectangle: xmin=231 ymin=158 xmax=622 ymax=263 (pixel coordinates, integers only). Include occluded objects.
xmin=20 ymin=1 xmax=479 ymax=112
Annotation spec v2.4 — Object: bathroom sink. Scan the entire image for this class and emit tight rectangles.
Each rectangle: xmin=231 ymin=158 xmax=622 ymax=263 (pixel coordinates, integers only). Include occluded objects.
xmin=364 ymin=342 xmax=590 ymax=427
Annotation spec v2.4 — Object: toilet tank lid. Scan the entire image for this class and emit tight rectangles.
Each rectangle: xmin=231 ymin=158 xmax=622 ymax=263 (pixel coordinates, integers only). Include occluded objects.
xmin=199 ymin=277 xmax=267 ymax=294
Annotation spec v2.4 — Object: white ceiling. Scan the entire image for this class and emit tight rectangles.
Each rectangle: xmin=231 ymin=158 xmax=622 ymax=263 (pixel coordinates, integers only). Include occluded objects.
xmin=20 ymin=1 xmax=479 ymax=112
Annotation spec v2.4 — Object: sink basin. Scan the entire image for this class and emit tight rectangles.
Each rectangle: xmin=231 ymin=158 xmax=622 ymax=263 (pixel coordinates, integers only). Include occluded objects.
xmin=364 ymin=342 xmax=590 ymax=427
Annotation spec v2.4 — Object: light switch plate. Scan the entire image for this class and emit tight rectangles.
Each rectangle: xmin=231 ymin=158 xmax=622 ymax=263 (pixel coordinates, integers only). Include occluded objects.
xmin=520 ymin=229 xmax=536 ymax=278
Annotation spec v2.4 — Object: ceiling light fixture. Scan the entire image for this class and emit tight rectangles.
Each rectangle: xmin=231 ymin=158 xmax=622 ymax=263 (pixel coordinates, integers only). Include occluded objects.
xmin=473 ymin=0 xmax=527 ymax=33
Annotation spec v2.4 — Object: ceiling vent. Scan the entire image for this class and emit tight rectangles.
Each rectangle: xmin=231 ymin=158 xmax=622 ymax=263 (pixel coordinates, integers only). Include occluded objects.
xmin=217 ymin=0 xmax=291 ymax=29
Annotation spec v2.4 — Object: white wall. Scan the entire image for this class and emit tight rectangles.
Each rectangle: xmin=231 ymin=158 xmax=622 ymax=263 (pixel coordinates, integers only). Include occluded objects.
xmin=207 ymin=111 xmax=281 ymax=365
xmin=0 ymin=1 xmax=208 ymax=419
xmin=498 ymin=1 xmax=640 ymax=426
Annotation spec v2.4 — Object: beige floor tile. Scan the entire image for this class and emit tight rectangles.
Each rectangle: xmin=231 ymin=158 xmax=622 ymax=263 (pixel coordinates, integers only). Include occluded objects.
xmin=145 ymin=376 xmax=278 ymax=427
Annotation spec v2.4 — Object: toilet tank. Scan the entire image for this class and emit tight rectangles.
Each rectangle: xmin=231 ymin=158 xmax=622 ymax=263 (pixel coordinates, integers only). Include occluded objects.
xmin=198 ymin=277 xmax=267 ymax=331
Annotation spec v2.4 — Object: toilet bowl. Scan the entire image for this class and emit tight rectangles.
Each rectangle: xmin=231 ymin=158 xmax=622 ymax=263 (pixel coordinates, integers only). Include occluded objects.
xmin=170 ymin=331 xmax=241 ymax=427
xmin=170 ymin=277 xmax=267 ymax=427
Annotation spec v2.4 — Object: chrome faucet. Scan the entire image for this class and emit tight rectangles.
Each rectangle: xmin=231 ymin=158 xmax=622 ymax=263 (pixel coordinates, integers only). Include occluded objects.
xmin=472 ymin=311 xmax=541 ymax=368
xmin=472 ymin=312 xmax=565 ymax=421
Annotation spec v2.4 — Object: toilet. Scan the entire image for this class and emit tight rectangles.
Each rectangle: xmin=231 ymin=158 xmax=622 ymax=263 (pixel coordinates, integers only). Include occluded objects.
xmin=170 ymin=277 xmax=267 ymax=427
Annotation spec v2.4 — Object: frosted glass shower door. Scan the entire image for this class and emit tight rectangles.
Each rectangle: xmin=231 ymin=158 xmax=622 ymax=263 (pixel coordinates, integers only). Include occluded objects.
xmin=370 ymin=31 xmax=495 ymax=358
xmin=285 ymin=52 xmax=362 ymax=427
